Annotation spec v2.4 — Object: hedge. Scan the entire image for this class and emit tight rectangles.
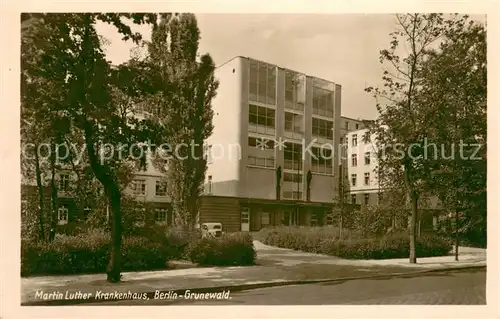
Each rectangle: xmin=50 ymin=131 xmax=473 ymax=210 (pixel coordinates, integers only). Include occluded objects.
xmin=185 ymin=232 xmax=256 ymax=266
xmin=264 ymin=227 xmax=452 ymax=259
xmin=21 ymin=229 xmax=173 ymax=276
xmin=21 ymin=228 xmax=256 ymax=276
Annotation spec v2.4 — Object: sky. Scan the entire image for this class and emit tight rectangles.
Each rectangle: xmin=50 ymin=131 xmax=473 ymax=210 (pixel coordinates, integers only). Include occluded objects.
xmin=95 ymin=14 xmax=485 ymax=121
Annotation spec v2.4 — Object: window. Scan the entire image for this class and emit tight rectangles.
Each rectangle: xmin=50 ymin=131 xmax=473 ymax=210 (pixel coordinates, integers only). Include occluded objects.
xmin=351 ymin=194 xmax=357 ymax=204
xmin=261 ymin=212 xmax=270 ymax=226
xmin=364 ymin=193 xmax=370 ymax=205
xmin=285 ymin=71 xmax=305 ymax=111
xmin=283 ymin=172 xmax=302 ymax=183
xmin=363 ymin=132 xmax=371 ymax=144
xmin=131 ymin=180 xmax=146 ymax=196
xmin=351 ymin=174 xmax=357 ymax=187
xmin=283 ymin=191 xmax=302 ymax=200
xmin=59 ymin=174 xmax=70 ymax=192
xmin=364 ymin=172 xmax=370 ymax=185
xmin=248 ymin=104 xmax=275 ymax=132
xmin=58 ymin=204 xmax=69 ymax=225
xmin=311 ymin=146 xmax=333 ymax=174
xmin=284 ymin=112 xmax=303 ymax=134
xmin=355 ymin=124 xmax=359 ymax=130
xmin=312 ymin=118 xmax=333 ymax=139
xmin=248 ymin=155 xmax=274 ymax=168
xmin=249 ymin=60 xmax=276 ymax=105
xmin=351 ymin=154 xmax=357 ymax=167
xmin=345 ymin=122 xmax=349 ymax=130
xmin=352 ymin=134 xmax=358 ymax=147
xmin=284 ymin=142 xmax=302 ymax=170
xmin=364 ymin=152 xmax=371 ymax=165
xmin=207 ymin=175 xmax=212 ymax=194
xmin=312 ymin=86 xmax=334 ymax=117
xmin=155 ymin=181 xmax=167 ymax=197
xmin=155 ymin=208 xmax=168 ymax=224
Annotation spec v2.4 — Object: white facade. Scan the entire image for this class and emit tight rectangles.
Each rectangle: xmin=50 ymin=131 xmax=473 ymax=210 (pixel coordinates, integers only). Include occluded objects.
xmin=205 ymin=56 xmax=342 ymax=203
xmin=345 ymin=128 xmax=381 ymax=206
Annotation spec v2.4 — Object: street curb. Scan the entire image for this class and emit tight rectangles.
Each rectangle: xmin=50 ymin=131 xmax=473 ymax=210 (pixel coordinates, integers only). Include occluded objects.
xmin=21 ymin=264 xmax=486 ymax=306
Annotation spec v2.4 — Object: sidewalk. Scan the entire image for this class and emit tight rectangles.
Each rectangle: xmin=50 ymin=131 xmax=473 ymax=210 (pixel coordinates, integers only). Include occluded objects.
xmin=21 ymin=241 xmax=486 ymax=305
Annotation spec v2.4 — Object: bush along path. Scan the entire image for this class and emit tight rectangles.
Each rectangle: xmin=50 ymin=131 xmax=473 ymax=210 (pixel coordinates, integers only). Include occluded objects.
xmin=21 ymin=237 xmax=485 ymax=305
xmin=261 ymin=227 xmax=453 ymax=260
xmin=21 ymin=228 xmax=256 ymax=277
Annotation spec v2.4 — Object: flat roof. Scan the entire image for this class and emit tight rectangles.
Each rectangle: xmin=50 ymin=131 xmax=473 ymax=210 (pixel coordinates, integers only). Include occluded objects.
xmin=216 ymin=55 xmax=339 ymax=86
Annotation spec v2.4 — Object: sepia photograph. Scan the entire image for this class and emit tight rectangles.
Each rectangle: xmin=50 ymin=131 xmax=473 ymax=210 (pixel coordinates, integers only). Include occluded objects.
xmin=4 ymin=4 xmax=493 ymax=316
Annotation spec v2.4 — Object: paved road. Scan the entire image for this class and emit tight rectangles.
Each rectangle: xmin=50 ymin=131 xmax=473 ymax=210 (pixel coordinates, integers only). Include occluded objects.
xmin=95 ymin=268 xmax=485 ymax=305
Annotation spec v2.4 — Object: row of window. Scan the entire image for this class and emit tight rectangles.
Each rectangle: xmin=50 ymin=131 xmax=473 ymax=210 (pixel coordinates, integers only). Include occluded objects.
xmin=52 ymin=204 xmax=169 ymax=225
xmin=343 ymin=132 xmax=371 ymax=147
xmin=351 ymin=193 xmax=371 ymax=205
xmin=130 ymin=180 xmax=168 ymax=197
xmin=351 ymin=172 xmax=371 ymax=187
xmin=344 ymin=121 xmax=361 ymax=131
xmin=351 ymin=152 xmax=371 ymax=166
xmin=283 ymin=191 xmax=303 ymax=200
xmin=249 ymin=106 xmax=334 ymax=140
xmin=248 ymin=155 xmax=275 ymax=168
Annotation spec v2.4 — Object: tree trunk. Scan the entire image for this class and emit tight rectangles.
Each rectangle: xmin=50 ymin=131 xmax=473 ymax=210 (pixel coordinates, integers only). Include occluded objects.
xmin=49 ymin=144 xmax=58 ymax=242
xmin=455 ymin=207 xmax=459 ymax=261
xmin=49 ymin=164 xmax=57 ymax=241
xmin=106 ymin=186 xmax=122 ymax=282
xmin=34 ymin=142 xmax=45 ymax=242
xmin=403 ymin=162 xmax=418 ymax=264
xmin=409 ymin=191 xmax=418 ymax=264
xmin=82 ymin=121 xmax=123 ymax=282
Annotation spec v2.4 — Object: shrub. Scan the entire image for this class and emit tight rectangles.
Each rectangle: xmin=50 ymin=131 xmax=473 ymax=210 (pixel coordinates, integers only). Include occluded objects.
xmin=185 ymin=232 xmax=256 ymax=266
xmin=263 ymin=226 xmax=452 ymax=260
xmin=21 ymin=228 xmax=174 ymax=276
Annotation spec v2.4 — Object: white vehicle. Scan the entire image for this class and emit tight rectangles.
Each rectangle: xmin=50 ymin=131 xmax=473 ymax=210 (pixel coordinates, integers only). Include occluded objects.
xmin=201 ymin=222 xmax=223 ymax=238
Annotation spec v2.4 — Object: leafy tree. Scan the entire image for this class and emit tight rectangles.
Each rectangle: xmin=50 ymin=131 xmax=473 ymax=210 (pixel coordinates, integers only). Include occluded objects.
xmin=366 ymin=14 xmax=448 ymax=263
xmin=141 ymin=14 xmax=219 ymax=230
xmin=417 ymin=17 xmax=486 ymax=251
xmin=21 ymin=13 xmax=158 ymax=282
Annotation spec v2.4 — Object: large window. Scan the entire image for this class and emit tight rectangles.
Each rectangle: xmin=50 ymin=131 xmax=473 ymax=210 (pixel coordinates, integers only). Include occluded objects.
xmin=284 ymin=71 xmax=305 ymax=111
xmin=248 ymin=104 xmax=275 ymax=135
xmin=284 ymin=142 xmax=302 ymax=170
xmin=284 ymin=112 xmax=303 ymax=133
xmin=352 ymin=134 xmax=358 ymax=147
xmin=364 ymin=172 xmax=370 ymax=185
xmin=131 ymin=179 xmax=146 ymax=196
xmin=351 ymin=154 xmax=357 ymax=167
xmin=311 ymin=146 xmax=333 ymax=174
xmin=312 ymin=118 xmax=333 ymax=139
xmin=312 ymin=87 xmax=334 ymax=117
xmin=249 ymin=60 xmax=276 ymax=105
